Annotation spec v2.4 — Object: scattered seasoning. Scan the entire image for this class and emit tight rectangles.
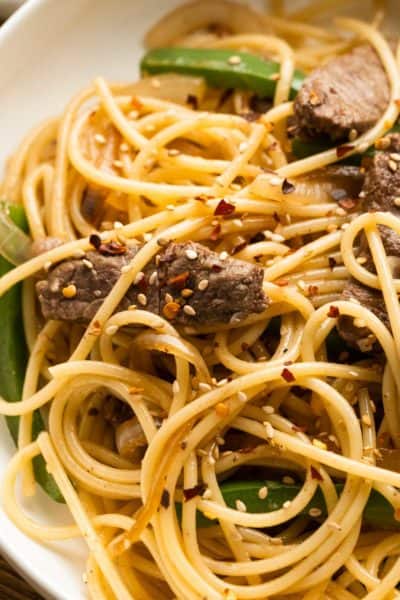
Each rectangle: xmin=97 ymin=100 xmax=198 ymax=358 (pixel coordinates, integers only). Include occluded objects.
xmin=394 ymin=197 xmax=400 ymax=207
xmin=98 ymin=240 xmax=127 ymax=256
xmin=262 ymin=406 xmax=274 ymax=415
xmin=361 ymin=414 xmax=372 ymax=427
xmin=199 ymin=382 xmax=212 ymax=392
xmin=172 ymin=380 xmax=180 ymax=394
xmin=186 ymin=94 xmax=199 ymax=110
xmin=310 ymin=466 xmax=323 ymax=481
xmin=94 ymin=133 xmax=106 ymax=144
xmin=167 ymin=271 xmax=190 ymax=289
xmin=149 ymin=271 xmax=158 ymax=285
xmin=214 ymin=199 xmax=235 ymax=216
xmin=183 ymin=484 xmax=206 ymax=501
xmin=228 ymin=55 xmax=241 ymax=65
xmin=62 ymin=284 xmax=77 ymax=299
xmin=185 ymin=249 xmax=198 ymax=260
xmin=327 ymin=305 xmax=340 ymax=318
xmin=309 ymin=507 xmax=322 ymax=518
xmin=265 ymin=422 xmax=275 ymax=439
xmin=219 ymin=251 xmax=229 ymax=260
xmin=183 ymin=305 xmax=196 ymax=316
xmin=389 ymin=159 xmax=398 ymax=172
xmin=160 ymin=490 xmax=170 ymax=509
xmin=281 ymin=368 xmax=295 ymax=383
xmin=276 ymin=279 xmax=289 ymax=287
xmin=202 ymin=488 xmax=213 ymax=500
xmin=258 ymin=486 xmax=268 ymax=500
xmin=181 ymin=288 xmax=194 ymax=298
xmin=282 ymin=178 xmax=295 ymax=194
xmin=283 ymin=500 xmax=291 ymax=509
xmin=237 ymin=391 xmax=247 ymax=402
xmin=210 ymin=223 xmax=221 ymax=241
xmin=198 ymin=279 xmax=209 ymax=291
xmin=82 ymin=259 xmax=94 ymax=269
xmin=282 ymin=476 xmax=295 ymax=485
xmin=131 ymin=97 xmax=143 ymax=111
xmin=134 ymin=272 xmax=145 ymax=285
xmin=348 ymin=128 xmax=358 ymax=142
xmin=163 ymin=302 xmax=181 ymax=320
xmin=356 ymin=256 xmax=367 ymax=265
xmin=336 ymin=144 xmax=354 ymax=158
xmin=235 ymin=499 xmax=247 ymax=512
xmin=215 ymin=402 xmax=230 ymax=417
xmin=137 ymin=293 xmax=148 ymax=306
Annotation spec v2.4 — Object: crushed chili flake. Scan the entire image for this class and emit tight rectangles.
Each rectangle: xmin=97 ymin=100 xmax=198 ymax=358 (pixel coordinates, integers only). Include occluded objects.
xmin=281 ymin=367 xmax=296 ymax=382
xmin=338 ymin=197 xmax=357 ymax=210
xmin=89 ymin=233 xmax=102 ymax=250
xmin=282 ymin=178 xmax=295 ymax=195
xmin=232 ymin=240 xmax=247 ymax=254
xmin=276 ymin=279 xmax=289 ymax=287
xmin=98 ymin=240 xmax=127 ymax=256
xmin=214 ymin=199 xmax=235 ymax=216
xmin=307 ymin=284 xmax=319 ymax=296
xmin=183 ymin=484 xmax=206 ymax=501
xmin=212 ymin=264 xmax=223 ymax=273
xmin=131 ymin=96 xmax=143 ymax=111
xmin=163 ymin=302 xmax=181 ymax=320
xmin=336 ymin=144 xmax=355 ymax=158
xmin=310 ymin=466 xmax=323 ymax=481
xmin=160 ymin=490 xmax=170 ymax=509
xmin=210 ymin=223 xmax=222 ymax=241
xmin=167 ymin=271 xmax=190 ymax=289
xmin=186 ymin=94 xmax=199 ymax=110
xmin=327 ymin=305 xmax=340 ymax=318
xmin=328 ymin=257 xmax=337 ymax=270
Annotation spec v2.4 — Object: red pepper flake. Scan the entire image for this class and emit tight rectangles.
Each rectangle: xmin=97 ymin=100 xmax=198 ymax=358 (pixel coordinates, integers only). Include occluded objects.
xmin=89 ymin=233 xmax=101 ymax=250
xmin=307 ymin=284 xmax=319 ymax=296
xmin=338 ymin=197 xmax=357 ymax=211
xmin=98 ymin=240 xmax=127 ymax=256
xmin=212 ymin=264 xmax=223 ymax=273
xmin=186 ymin=94 xmax=199 ymax=110
xmin=232 ymin=240 xmax=247 ymax=254
xmin=281 ymin=367 xmax=296 ymax=383
xmin=327 ymin=305 xmax=340 ymax=318
xmin=310 ymin=466 xmax=323 ymax=481
xmin=214 ymin=199 xmax=235 ymax=216
xmin=163 ymin=302 xmax=181 ymax=320
xmin=210 ymin=223 xmax=221 ymax=241
xmin=167 ymin=271 xmax=190 ymax=289
xmin=131 ymin=96 xmax=143 ymax=111
xmin=276 ymin=279 xmax=288 ymax=287
xmin=336 ymin=144 xmax=355 ymax=159
xmin=160 ymin=490 xmax=170 ymax=509
xmin=183 ymin=484 xmax=206 ymax=501
xmin=328 ymin=257 xmax=337 ymax=270
xmin=282 ymin=178 xmax=295 ymax=195
xmin=137 ymin=276 xmax=148 ymax=292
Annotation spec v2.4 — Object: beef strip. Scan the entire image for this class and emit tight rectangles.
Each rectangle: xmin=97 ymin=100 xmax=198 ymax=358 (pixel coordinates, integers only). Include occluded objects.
xmin=338 ymin=134 xmax=400 ymax=349
xmin=294 ymin=45 xmax=390 ymax=141
xmin=36 ymin=241 xmax=268 ymax=327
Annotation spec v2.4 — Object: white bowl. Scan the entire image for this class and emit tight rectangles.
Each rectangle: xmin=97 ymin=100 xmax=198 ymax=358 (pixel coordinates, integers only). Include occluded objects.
xmin=0 ymin=1 xmax=398 ymax=598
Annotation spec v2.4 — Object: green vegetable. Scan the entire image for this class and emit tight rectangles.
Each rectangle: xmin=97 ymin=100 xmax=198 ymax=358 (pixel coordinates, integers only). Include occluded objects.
xmin=291 ymin=121 xmax=400 ymax=162
xmin=141 ymin=48 xmax=305 ymax=100
xmin=179 ymin=480 xmax=400 ymax=530
xmin=0 ymin=203 xmax=63 ymax=502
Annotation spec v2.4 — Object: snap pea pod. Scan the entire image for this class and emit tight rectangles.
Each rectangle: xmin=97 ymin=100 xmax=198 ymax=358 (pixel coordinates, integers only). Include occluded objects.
xmin=179 ymin=480 xmax=400 ymax=530
xmin=141 ymin=48 xmax=305 ymax=100
xmin=0 ymin=203 xmax=63 ymax=502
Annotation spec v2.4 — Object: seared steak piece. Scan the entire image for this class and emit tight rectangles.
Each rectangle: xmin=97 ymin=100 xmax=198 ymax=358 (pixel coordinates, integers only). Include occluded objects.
xmin=36 ymin=241 xmax=267 ymax=327
xmin=338 ymin=134 xmax=400 ymax=349
xmin=294 ymin=45 xmax=389 ymax=141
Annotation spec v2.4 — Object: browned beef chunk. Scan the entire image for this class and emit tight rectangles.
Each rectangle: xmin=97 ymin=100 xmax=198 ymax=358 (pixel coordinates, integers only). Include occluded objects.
xmin=36 ymin=241 xmax=267 ymax=327
xmin=338 ymin=134 xmax=400 ymax=349
xmin=294 ymin=45 xmax=389 ymax=141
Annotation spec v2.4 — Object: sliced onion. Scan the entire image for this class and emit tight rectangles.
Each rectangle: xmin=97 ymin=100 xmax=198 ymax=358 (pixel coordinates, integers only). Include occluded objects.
xmin=129 ymin=74 xmax=207 ymax=106
xmin=0 ymin=201 xmax=31 ymax=265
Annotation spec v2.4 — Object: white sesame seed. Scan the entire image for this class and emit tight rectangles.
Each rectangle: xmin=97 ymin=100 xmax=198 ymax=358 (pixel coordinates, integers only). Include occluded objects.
xmin=356 ymin=256 xmax=367 ymax=264
xmin=217 ymin=378 xmax=229 ymax=387
xmin=105 ymin=325 xmax=118 ymax=336
xmin=167 ymin=148 xmax=180 ymax=156
xmin=389 ymin=160 xmax=398 ymax=172
xmin=185 ymin=249 xmax=198 ymax=260
xmin=113 ymin=221 xmax=124 ymax=230
xmin=233 ymin=219 xmax=243 ymax=228
xmin=258 ymin=486 xmax=268 ymax=500
xmin=82 ymin=259 xmax=94 ymax=269
xmin=269 ymin=176 xmax=282 ymax=186
xmin=309 ymin=507 xmax=322 ymax=517
xmin=199 ymin=382 xmax=212 ymax=392
xmin=94 ymin=133 xmax=106 ymax=144
xmin=183 ymin=305 xmax=196 ymax=316
xmin=394 ymin=197 xmax=400 ymax=207
xmin=262 ymin=405 xmax=275 ymax=414
xmin=361 ymin=414 xmax=372 ymax=426
xmin=198 ymin=279 xmax=209 ymax=291
xmin=121 ymin=265 xmax=131 ymax=273
xmin=128 ymin=110 xmax=139 ymax=120
xmin=348 ymin=128 xmax=358 ymax=142
xmin=149 ymin=271 xmax=158 ymax=285
xmin=282 ymin=476 xmax=295 ymax=485
xmin=202 ymin=488 xmax=212 ymax=499
xmin=143 ymin=232 xmax=153 ymax=242
xmin=219 ymin=251 xmax=229 ymax=260
xmin=134 ymin=271 xmax=145 ymax=285
xmin=354 ymin=318 xmax=366 ymax=328
xmin=120 ymin=143 xmax=129 ymax=152
xmin=165 ymin=293 xmax=173 ymax=303
xmin=172 ymin=380 xmax=180 ymax=394
xmin=238 ymin=391 xmax=247 ymax=402
xmin=235 ymin=499 xmax=247 ymax=512
xmin=207 ymin=455 xmax=216 ymax=466
xmin=390 ymin=152 xmax=400 ymax=162
xmin=137 ymin=293 xmax=147 ymax=306
xmin=265 ymin=422 xmax=274 ymax=439
xmin=283 ymin=500 xmax=291 ymax=509
xmin=239 ymin=142 xmax=248 ymax=153
xmin=228 ymin=55 xmax=242 ymax=65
